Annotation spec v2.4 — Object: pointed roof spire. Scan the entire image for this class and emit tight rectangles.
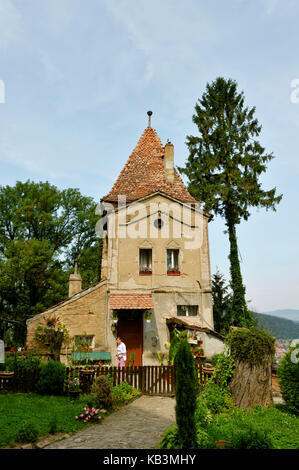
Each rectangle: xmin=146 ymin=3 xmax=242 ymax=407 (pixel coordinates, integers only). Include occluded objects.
xmin=102 ymin=114 xmax=196 ymax=204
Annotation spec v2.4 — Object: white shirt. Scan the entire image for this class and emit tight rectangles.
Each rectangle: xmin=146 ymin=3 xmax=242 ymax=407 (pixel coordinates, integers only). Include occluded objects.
xmin=117 ymin=342 xmax=127 ymax=362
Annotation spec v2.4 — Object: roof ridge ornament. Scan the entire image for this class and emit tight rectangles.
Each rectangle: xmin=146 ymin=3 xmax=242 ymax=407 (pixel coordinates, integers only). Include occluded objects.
xmin=147 ymin=110 xmax=153 ymax=128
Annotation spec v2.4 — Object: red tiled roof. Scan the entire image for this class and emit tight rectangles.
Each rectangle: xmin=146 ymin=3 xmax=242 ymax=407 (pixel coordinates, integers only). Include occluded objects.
xmin=109 ymin=292 xmax=154 ymax=309
xmin=102 ymin=127 xmax=196 ymax=204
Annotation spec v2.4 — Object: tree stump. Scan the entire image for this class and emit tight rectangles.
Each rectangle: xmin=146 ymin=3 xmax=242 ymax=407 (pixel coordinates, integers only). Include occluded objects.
xmin=229 ymin=357 xmax=273 ymax=409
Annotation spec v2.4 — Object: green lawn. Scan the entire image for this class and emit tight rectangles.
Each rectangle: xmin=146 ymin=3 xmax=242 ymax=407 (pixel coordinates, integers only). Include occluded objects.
xmin=204 ymin=405 xmax=299 ymax=449
xmin=0 ymin=393 xmax=97 ymax=447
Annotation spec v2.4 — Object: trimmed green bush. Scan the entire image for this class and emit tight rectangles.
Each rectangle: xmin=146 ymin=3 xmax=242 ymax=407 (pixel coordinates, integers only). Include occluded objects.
xmin=91 ymin=375 xmax=113 ymax=409
xmin=37 ymin=361 xmax=66 ymax=395
xmin=174 ymin=339 xmax=197 ymax=448
xmin=278 ymin=347 xmax=299 ymax=414
xmin=17 ymin=422 xmax=39 ymax=443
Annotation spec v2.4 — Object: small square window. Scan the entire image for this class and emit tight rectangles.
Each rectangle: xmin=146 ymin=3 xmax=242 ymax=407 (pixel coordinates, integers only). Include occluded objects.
xmin=177 ymin=305 xmax=198 ymax=316
xmin=139 ymin=249 xmax=152 ymax=274
xmin=167 ymin=249 xmax=179 ymax=274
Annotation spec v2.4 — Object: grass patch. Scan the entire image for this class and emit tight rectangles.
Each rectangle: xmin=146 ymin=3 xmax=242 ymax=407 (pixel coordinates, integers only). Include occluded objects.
xmin=205 ymin=405 xmax=299 ymax=449
xmin=160 ymin=403 xmax=299 ymax=449
xmin=0 ymin=393 xmax=91 ymax=447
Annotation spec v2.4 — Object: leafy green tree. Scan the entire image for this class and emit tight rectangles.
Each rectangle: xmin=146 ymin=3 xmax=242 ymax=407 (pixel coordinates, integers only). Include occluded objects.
xmin=174 ymin=339 xmax=197 ymax=448
xmin=0 ymin=180 xmax=101 ymax=344
xmin=212 ymin=270 xmax=233 ymax=335
xmin=179 ymin=77 xmax=282 ymax=327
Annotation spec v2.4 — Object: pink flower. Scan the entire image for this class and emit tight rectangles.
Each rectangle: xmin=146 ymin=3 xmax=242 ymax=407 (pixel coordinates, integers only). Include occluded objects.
xmin=86 ymin=411 xmax=89 ymax=415
xmin=75 ymin=416 xmax=78 ymax=419
xmin=84 ymin=407 xmax=86 ymax=411
xmin=95 ymin=410 xmax=98 ymax=414
xmin=80 ymin=414 xmax=84 ymax=418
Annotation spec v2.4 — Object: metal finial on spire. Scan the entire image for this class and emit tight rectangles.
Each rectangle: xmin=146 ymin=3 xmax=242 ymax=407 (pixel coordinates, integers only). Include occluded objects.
xmin=147 ymin=110 xmax=153 ymax=128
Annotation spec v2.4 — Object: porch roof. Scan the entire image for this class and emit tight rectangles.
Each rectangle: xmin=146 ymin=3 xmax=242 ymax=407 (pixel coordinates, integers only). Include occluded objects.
xmin=109 ymin=291 xmax=154 ymax=309
xmin=163 ymin=315 xmax=224 ymax=340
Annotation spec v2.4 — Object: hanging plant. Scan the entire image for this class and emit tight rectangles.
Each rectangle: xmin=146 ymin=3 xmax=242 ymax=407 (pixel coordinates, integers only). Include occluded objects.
xmin=144 ymin=311 xmax=152 ymax=322
xmin=112 ymin=313 xmax=118 ymax=324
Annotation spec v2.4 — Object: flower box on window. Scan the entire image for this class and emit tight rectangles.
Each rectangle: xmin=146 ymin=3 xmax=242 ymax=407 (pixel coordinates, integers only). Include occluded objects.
xmin=139 ymin=266 xmax=152 ymax=275
xmin=167 ymin=267 xmax=180 ymax=276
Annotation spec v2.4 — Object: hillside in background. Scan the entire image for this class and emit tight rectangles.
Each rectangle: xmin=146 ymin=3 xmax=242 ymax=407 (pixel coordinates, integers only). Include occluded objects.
xmin=261 ymin=309 xmax=299 ymax=323
xmin=253 ymin=312 xmax=299 ymax=339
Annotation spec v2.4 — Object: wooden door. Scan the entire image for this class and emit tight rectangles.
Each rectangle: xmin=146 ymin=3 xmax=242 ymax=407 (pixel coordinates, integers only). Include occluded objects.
xmin=117 ymin=313 xmax=143 ymax=367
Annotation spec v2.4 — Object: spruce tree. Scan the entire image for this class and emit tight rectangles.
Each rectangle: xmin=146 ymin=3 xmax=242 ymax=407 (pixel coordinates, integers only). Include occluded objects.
xmin=179 ymin=77 xmax=282 ymax=327
xmin=212 ymin=270 xmax=233 ymax=335
xmin=174 ymin=339 xmax=197 ymax=448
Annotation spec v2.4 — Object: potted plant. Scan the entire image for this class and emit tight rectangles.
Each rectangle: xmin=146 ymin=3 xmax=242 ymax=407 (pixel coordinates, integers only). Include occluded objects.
xmin=112 ymin=313 xmax=118 ymax=324
xmin=80 ymin=359 xmax=94 ymax=374
xmin=144 ymin=311 xmax=152 ymax=323
xmin=167 ymin=266 xmax=180 ymax=275
xmin=67 ymin=377 xmax=81 ymax=398
xmin=139 ymin=266 xmax=152 ymax=275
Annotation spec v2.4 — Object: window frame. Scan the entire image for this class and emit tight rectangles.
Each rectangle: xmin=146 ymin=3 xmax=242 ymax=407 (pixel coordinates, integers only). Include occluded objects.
xmin=139 ymin=248 xmax=152 ymax=275
xmin=167 ymin=249 xmax=180 ymax=275
xmin=177 ymin=305 xmax=198 ymax=317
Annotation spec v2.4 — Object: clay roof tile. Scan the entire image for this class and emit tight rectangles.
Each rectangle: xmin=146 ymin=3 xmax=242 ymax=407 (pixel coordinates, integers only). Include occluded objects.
xmin=102 ymin=127 xmax=196 ymax=204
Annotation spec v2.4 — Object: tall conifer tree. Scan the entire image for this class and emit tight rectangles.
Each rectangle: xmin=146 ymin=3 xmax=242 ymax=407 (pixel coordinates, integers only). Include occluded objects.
xmin=179 ymin=77 xmax=282 ymax=327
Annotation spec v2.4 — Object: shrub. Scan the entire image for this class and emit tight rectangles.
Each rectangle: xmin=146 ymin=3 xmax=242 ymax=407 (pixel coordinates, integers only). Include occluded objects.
xmin=210 ymin=354 xmax=222 ymax=366
xmin=78 ymin=393 xmax=95 ymax=408
xmin=278 ymin=347 xmax=299 ymax=414
xmin=194 ymin=396 xmax=213 ymax=428
xmin=201 ymin=383 xmax=234 ymax=414
xmin=75 ymin=406 xmax=102 ymax=424
xmin=37 ymin=361 xmax=66 ymax=395
xmin=174 ymin=339 xmax=197 ymax=448
xmin=17 ymin=422 xmax=39 ymax=443
xmin=229 ymin=424 xmax=273 ymax=449
xmin=3 ymin=351 xmax=41 ymax=392
xmin=159 ymin=425 xmax=181 ymax=449
xmin=91 ymin=375 xmax=113 ymax=409
xmin=211 ymin=353 xmax=235 ymax=390
xmin=112 ymin=382 xmax=141 ymax=405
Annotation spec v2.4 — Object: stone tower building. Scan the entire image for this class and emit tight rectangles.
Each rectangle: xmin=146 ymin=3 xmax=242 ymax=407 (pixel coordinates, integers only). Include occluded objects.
xmin=26 ymin=114 xmax=223 ymax=364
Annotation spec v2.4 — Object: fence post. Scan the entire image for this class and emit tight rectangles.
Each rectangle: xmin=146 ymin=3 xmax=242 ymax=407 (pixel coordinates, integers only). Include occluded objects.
xmin=138 ymin=366 xmax=143 ymax=392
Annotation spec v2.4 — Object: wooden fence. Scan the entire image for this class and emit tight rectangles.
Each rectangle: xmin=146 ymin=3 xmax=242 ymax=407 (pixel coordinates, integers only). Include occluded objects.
xmin=67 ymin=363 xmax=218 ymax=397
xmin=0 ymin=363 xmax=217 ymax=396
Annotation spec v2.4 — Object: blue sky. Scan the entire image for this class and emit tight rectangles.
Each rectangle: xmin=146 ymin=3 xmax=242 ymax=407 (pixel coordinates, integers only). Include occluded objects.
xmin=0 ymin=0 xmax=298 ymax=312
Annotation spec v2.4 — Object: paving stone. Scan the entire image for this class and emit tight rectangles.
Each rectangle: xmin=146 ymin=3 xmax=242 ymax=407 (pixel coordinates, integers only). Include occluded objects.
xmin=46 ymin=396 xmax=175 ymax=449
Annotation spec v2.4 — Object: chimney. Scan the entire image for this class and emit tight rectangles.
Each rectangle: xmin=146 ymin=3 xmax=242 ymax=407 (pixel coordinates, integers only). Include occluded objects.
xmin=164 ymin=140 xmax=174 ymax=183
xmin=68 ymin=259 xmax=82 ymax=297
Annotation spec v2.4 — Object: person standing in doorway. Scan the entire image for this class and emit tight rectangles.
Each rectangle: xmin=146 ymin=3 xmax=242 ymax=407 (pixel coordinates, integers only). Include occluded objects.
xmin=116 ymin=337 xmax=126 ymax=381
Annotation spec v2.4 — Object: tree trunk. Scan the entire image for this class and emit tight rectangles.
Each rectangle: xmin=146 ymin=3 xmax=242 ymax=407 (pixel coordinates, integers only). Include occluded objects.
xmin=225 ymin=204 xmax=252 ymax=327
xmin=229 ymin=358 xmax=273 ymax=409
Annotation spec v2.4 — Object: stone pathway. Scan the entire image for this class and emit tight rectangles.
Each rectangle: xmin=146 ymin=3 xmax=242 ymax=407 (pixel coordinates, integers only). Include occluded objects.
xmin=46 ymin=396 xmax=175 ymax=449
